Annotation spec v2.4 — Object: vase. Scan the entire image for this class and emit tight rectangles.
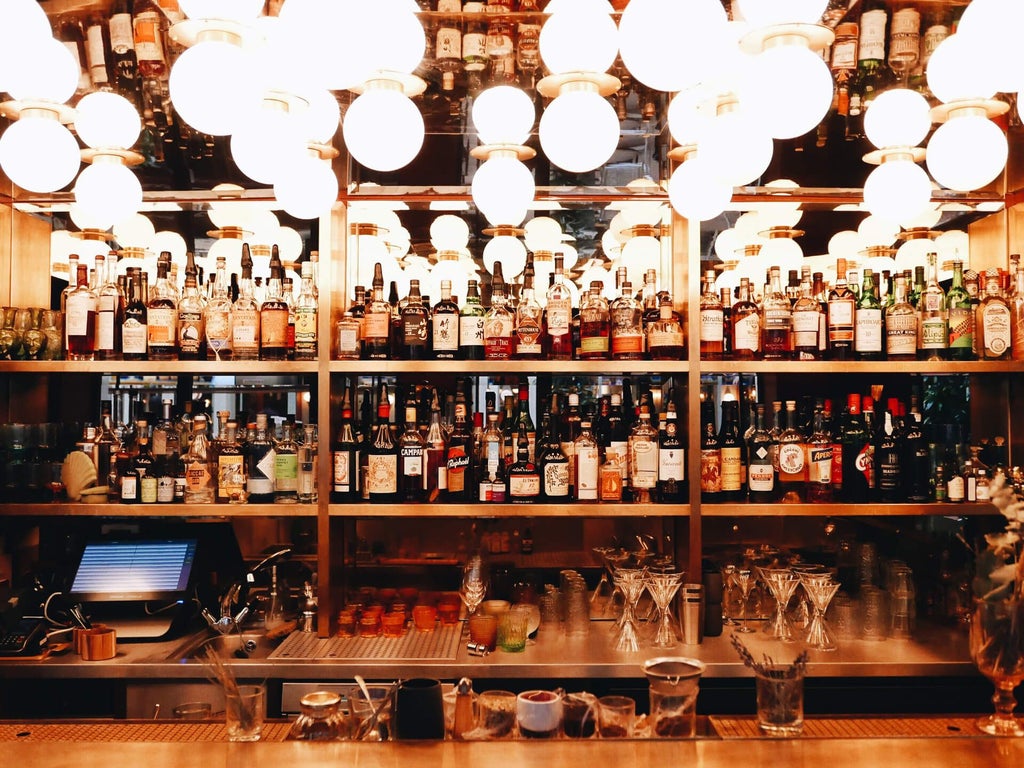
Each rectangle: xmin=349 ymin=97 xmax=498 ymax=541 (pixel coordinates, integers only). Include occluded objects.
xmin=970 ymin=599 xmax=1024 ymax=736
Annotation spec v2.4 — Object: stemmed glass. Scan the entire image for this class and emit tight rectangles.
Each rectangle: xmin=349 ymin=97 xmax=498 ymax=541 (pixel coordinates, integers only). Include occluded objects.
xmin=800 ymin=573 xmax=841 ymax=652
xmin=971 ymin=599 xmax=1024 ymax=736
xmin=459 ymin=553 xmax=488 ymax=617
xmin=789 ymin=564 xmax=827 ymax=633
xmin=611 ymin=568 xmax=647 ymax=653
xmin=759 ymin=567 xmax=799 ymax=642
xmin=733 ymin=568 xmax=756 ymax=633
xmin=645 ymin=568 xmax=684 ymax=648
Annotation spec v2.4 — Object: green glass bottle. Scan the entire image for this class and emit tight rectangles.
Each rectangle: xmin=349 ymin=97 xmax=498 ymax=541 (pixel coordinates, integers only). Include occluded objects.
xmin=946 ymin=259 xmax=975 ymax=360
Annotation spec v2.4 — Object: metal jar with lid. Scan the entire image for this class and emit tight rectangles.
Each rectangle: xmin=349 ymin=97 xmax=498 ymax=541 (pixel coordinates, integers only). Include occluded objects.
xmin=287 ymin=691 xmax=351 ymax=741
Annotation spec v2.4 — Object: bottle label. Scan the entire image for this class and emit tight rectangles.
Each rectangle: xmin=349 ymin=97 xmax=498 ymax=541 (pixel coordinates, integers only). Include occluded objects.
xmin=484 ymin=313 xmax=513 ymax=358
xmin=983 ymin=304 xmax=1011 ymax=356
xmin=437 ymin=0 xmax=462 ymax=12
xmin=157 ymin=475 xmax=175 ymax=503
xmin=178 ymin=310 xmax=203 ymax=355
xmin=218 ymin=455 xmax=245 ymax=499
xmin=275 ymin=454 xmax=298 ymax=491
xmin=659 ymin=447 xmax=684 ymax=482
xmin=463 ymin=33 xmax=487 ymax=65
xmin=433 ymin=314 xmax=459 ymax=351
xmin=232 ymin=309 xmax=259 ymax=349
xmin=66 ymin=295 xmax=90 ymax=336
xmin=147 ymin=307 xmax=177 ymax=347
xmin=401 ymin=446 xmax=423 ymax=477
xmin=580 ymin=334 xmax=609 ymax=354
xmin=748 ymin=460 xmax=774 ymax=493
xmin=86 ymin=25 xmax=109 ymax=83
xmin=561 ymin=441 xmax=576 ymax=487
xmin=600 ymin=464 xmax=623 ymax=501
xmin=854 ymin=308 xmax=882 ymax=352
xmin=332 ymin=450 xmax=352 ymax=492
xmin=720 ymin=446 xmax=742 ymax=492
xmin=261 ymin=308 xmax=289 ymax=348
xmin=247 ymin=475 xmax=274 ymax=495
xmin=808 ymin=445 xmax=833 ymax=485
xmin=733 ymin=313 xmax=760 ymax=351
xmin=509 ymin=474 xmax=540 ymax=498
xmin=700 ymin=450 xmax=722 ymax=493
xmin=436 ymin=27 xmax=462 ymax=59
xmin=831 ymin=38 xmax=857 ymax=70
xmin=122 ymin=318 xmax=147 ymax=354
xmin=515 ymin=317 xmax=542 ymax=353
xmin=576 ymin=447 xmax=599 ymax=498
xmin=185 ymin=460 xmax=210 ymax=493
xmin=631 ymin=441 xmax=658 ymax=489
xmin=947 ymin=306 xmax=973 ymax=350
xmin=109 ymin=14 xmax=134 ymax=52
xmin=855 ymin=443 xmax=874 ymax=487
xmin=363 ymin=310 xmax=390 ymax=342
xmin=120 ymin=474 xmax=138 ymax=501
xmin=947 ymin=474 xmax=965 ymax=503
xmin=920 ymin=316 xmax=947 ymax=349
xmin=446 ymin=450 xmax=470 ymax=493
xmin=134 ymin=11 xmax=166 ymax=62
xmin=256 ymin=448 xmax=277 ymax=484
xmin=546 ymin=300 xmax=571 ymax=337
xmin=886 ymin=313 xmax=918 ymax=356
xmin=402 ymin=316 xmax=428 ymax=348
xmin=611 ymin=331 xmax=644 ymax=356
xmin=859 ymin=9 xmax=887 ymax=61
xmin=544 ymin=463 xmax=570 ymax=497
xmin=294 ymin=307 xmax=317 ymax=345
xmin=649 ymin=329 xmax=683 ymax=350
xmin=700 ymin=309 xmax=724 ymax=343
xmin=827 ymin=298 xmax=855 ymax=342
xmin=792 ymin=309 xmax=819 ymax=348
xmin=337 ymin=324 xmax=360 ymax=357
xmin=460 ymin=315 xmax=485 ymax=347
xmin=206 ymin=311 xmax=230 ymax=350
xmin=778 ymin=443 xmax=805 ymax=480
xmin=831 ymin=442 xmax=843 ymax=489
xmin=367 ymin=454 xmax=398 ymax=494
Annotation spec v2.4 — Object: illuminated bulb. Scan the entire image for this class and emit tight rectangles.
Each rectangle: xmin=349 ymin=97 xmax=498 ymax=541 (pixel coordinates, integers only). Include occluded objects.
xmin=863 ymin=159 xmax=933 ymax=227
xmin=5 ymin=36 xmax=79 ymax=103
xmin=483 ymin=236 xmax=527 ymax=280
xmin=472 ymin=86 xmax=535 ymax=146
xmin=342 ymin=82 xmax=424 ymax=172
xmin=739 ymin=43 xmax=833 ymax=139
xmin=864 ymin=88 xmax=931 ymax=149
xmin=668 ymin=159 xmax=733 ymax=222
xmin=472 ymin=154 xmax=535 ymax=227
xmin=430 ymin=215 xmax=471 ymax=252
xmin=73 ymin=160 xmax=143 ymax=230
xmin=927 ymin=114 xmax=1008 ymax=192
xmin=169 ymin=39 xmax=262 ymax=136
xmin=539 ymin=87 xmax=619 ymax=173
xmin=539 ymin=2 xmax=619 ymax=75
xmin=0 ymin=115 xmax=80 ymax=193
xmin=74 ymin=91 xmax=142 ymax=149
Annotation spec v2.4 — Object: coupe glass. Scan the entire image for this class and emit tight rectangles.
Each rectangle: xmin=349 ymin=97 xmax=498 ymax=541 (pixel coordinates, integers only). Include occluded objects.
xmin=971 ymin=599 xmax=1024 ymax=736
xmin=460 ymin=553 xmax=488 ymax=617
xmin=645 ymin=568 xmax=684 ymax=648
xmin=800 ymin=574 xmax=841 ymax=652
xmin=759 ymin=567 xmax=799 ymax=642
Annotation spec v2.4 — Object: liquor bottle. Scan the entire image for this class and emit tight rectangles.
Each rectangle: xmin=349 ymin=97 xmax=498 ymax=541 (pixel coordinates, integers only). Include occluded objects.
xmin=204 ymin=255 xmax=233 ymax=359
xmin=902 ymin=408 xmax=931 ymax=502
xmin=718 ymin=400 xmax=744 ymax=502
xmin=479 ymin=410 xmax=504 ymax=502
xmin=484 ymin=7 xmax=516 ymax=86
xmin=109 ymin=0 xmax=142 ymax=109
xmin=610 ymin=281 xmax=644 ymax=360
xmin=55 ymin=13 xmax=92 ymax=98
xmin=885 ymin=275 xmax=918 ymax=360
xmin=432 ymin=279 xmax=460 ymax=359
xmin=95 ymin=253 xmax=122 ymax=360
xmin=366 ymin=384 xmax=398 ymax=503
xmin=657 ymin=404 xmax=686 ymax=503
xmin=887 ymin=4 xmax=921 ymax=85
xmin=462 ymin=2 xmax=488 ymax=94
xmin=579 ymin=281 xmax=610 ymax=359
xmin=977 ymin=269 xmax=1012 ymax=360
xmin=516 ymin=382 xmax=536 ymax=462
xmin=698 ymin=269 xmax=724 ymax=359
xmin=246 ymin=413 xmax=276 ymax=504
xmin=848 ymin=2 xmax=889 ymax=137
xmin=539 ymin=412 xmax=570 ymax=502
xmin=1012 ymin=262 xmax=1024 ymax=361
xmin=66 ymin=264 xmax=97 ymax=361
xmin=133 ymin=419 xmax=155 ymax=482
xmin=806 ymin=407 xmax=833 ymax=503
xmin=435 ymin=0 xmax=463 ymax=92
xmin=215 ymin=420 xmax=245 ymax=504
xmin=838 ymin=393 xmax=870 ymax=502
xmin=484 ymin=262 xmax=514 ymax=360
xmin=183 ymin=414 xmax=214 ymax=504
xmin=387 ymin=280 xmax=402 ymax=358
xmin=640 ymin=269 xmax=660 ymax=337
xmin=132 ymin=0 xmax=168 ymax=79
xmin=508 ymin=423 xmax=540 ymax=504
xmin=918 ymin=251 xmax=948 ymax=360
xmin=260 ymin=255 xmax=289 ymax=360
xmin=628 ymin=406 xmax=659 ymax=503
xmin=500 ymin=394 xmax=516 ymax=465
xmin=791 ymin=274 xmax=820 ymax=360
xmin=545 ymin=255 xmax=573 ymax=359
xmin=731 ymin=277 xmax=761 ymax=360
xmin=232 ymin=246 xmax=260 ymax=360
xmin=946 ymin=259 xmax=975 ymax=360
xmin=421 ymin=388 xmax=446 ymax=500
xmin=747 ymin=404 xmax=775 ymax=503
xmin=516 ymin=1 xmax=542 ymax=90
xmin=761 ymin=266 xmax=792 ymax=360
xmin=827 ymin=258 xmax=856 ymax=359
xmin=573 ymin=419 xmax=600 ymax=502
xmin=293 ymin=261 xmax=318 ymax=360
xmin=874 ymin=406 xmax=903 ymax=502
xmin=272 ymin=421 xmax=299 ymax=503
xmin=363 ymin=263 xmax=392 ymax=360
xmin=777 ymin=400 xmax=806 ymax=503
xmin=331 ymin=386 xmax=360 ymax=503
xmin=444 ymin=390 xmax=474 ymax=502
xmin=852 ymin=268 xmax=883 ymax=360
xmin=398 ymin=405 xmax=426 ymax=502
xmin=177 ymin=254 xmax=205 ymax=360
xmin=516 ymin=264 xmax=545 ymax=360
xmin=122 ymin=269 xmax=148 ymax=361
xmin=699 ymin=399 xmax=722 ymax=502
xmin=146 ymin=252 xmax=178 ymax=360
xmin=648 ymin=295 xmax=685 ymax=360
xmin=459 ymin=278 xmax=486 ymax=360
xmin=397 ymin=279 xmax=429 ymax=360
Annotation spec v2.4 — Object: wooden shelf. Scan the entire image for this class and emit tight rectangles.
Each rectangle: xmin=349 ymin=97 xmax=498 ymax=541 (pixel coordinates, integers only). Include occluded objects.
xmin=0 ymin=503 xmax=318 ymax=517
xmin=330 ymin=502 xmax=689 ymax=518
xmin=0 ymin=361 xmax=319 ymax=375
xmin=329 ymin=360 xmax=688 ymax=375
xmin=700 ymin=501 xmax=997 ymax=517
xmin=699 ymin=360 xmax=1024 ymax=375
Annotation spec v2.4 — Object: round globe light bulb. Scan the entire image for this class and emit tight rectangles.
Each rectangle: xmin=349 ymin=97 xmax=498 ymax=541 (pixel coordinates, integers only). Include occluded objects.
xmin=619 ymin=0 xmax=729 ymax=93
xmin=483 ymin=236 xmax=528 ymax=280
xmin=668 ymin=158 xmax=733 ymax=222
xmin=667 ymin=89 xmax=716 ymax=146
xmin=957 ymin=0 xmax=1024 ymax=93
xmin=472 ymin=154 xmax=534 ymax=227
xmin=864 ymin=88 xmax=931 ymax=149
xmin=230 ymin=105 xmax=308 ymax=184
xmin=302 ymin=89 xmax=341 ymax=143
xmin=0 ymin=1 xmax=51 ymax=93
xmin=74 ymin=91 xmax=142 ymax=150
xmin=935 ymin=229 xmax=971 ymax=267
xmin=715 ymin=228 xmax=746 ymax=261
xmin=274 ymin=156 xmax=338 ymax=220
xmin=927 ymin=114 xmax=1008 ymax=192
xmin=169 ymin=40 xmax=262 ymax=136
xmin=342 ymin=85 xmax=424 ymax=172
xmin=539 ymin=4 xmax=619 ymax=75
xmin=736 ymin=0 xmax=828 ymax=26
xmin=926 ymin=34 xmax=998 ymax=103
xmin=621 ymin=235 xmax=661 ymax=289
xmin=74 ymin=161 xmax=144 ymax=229
xmin=539 ymin=88 xmax=619 ymax=173
xmin=699 ymin=109 xmax=774 ymax=187
xmin=372 ymin=5 xmax=426 ymax=75
xmin=525 ymin=217 xmax=565 ymax=253
xmin=279 ymin=0 xmax=374 ymax=89
xmin=0 ymin=116 xmax=81 ymax=193
xmin=113 ymin=214 xmax=157 ymax=249
xmin=274 ymin=226 xmax=305 ymax=263
xmin=827 ymin=230 xmax=863 ymax=259
xmin=472 ymin=86 xmax=535 ymax=146
xmin=739 ymin=43 xmax=834 ymax=139
xmin=151 ymin=230 xmax=189 ymax=264
xmin=894 ymin=237 xmax=933 ymax=274
xmin=863 ymin=160 xmax=933 ymax=226
xmin=5 ymin=36 xmax=79 ymax=104
xmin=430 ymin=215 xmax=471 ymax=252
xmin=857 ymin=215 xmax=899 ymax=248
xmin=760 ymin=236 xmax=805 ymax=277
xmin=178 ymin=0 xmax=264 ymax=22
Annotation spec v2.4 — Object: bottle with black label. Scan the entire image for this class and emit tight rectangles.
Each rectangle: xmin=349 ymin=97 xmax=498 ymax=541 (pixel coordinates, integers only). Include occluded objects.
xmin=747 ymin=403 xmax=775 ymax=503
xmin=508 ymin=423 xmax=540 ymax=504
xmin=444 ymin=389 xmax=475 ymax=503
xmin=366 ymin=383 xmax=398 ymax=503
xmin=657 ymin=405 xmax=686 ymax=503
xmin=246 ymin=413 xmax=276 ymax=504
xmin=122 ymin=268 xmax=148 ymax=361
xmin=399 ymin=405 xmax=426 ymax=502
xmin=400 ymin=279 xmax=430 ymax=360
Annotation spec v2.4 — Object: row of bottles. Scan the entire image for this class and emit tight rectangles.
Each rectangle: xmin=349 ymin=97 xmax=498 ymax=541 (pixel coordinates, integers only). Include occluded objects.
xmin=77 ymin=399 xmax=318 ymax=505
xmin=330 ymin=375 xmax=687 ymax=506
xmin=337 ymin=260 xmax=683 ymax=362
xmin=63 ymin=245 xmax=318 ymax=362
xmin=699 ymin=255 xmax=1024 ymax=362
xmin=700 ymin=388 xmax=1007 ymax=505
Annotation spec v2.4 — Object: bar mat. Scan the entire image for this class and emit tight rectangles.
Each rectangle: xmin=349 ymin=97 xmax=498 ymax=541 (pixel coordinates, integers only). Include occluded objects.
xmin=0 ymin=721 xmax=292 ymax=742
xmin=710 ymin=716 xmax=980 ymax=739
xmin=270 ymin=623 xmax=462 ymax=661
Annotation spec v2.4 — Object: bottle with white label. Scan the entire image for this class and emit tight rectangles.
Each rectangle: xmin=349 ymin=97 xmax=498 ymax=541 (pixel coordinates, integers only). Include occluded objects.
xmin=977 ymin=269 xmax=1012 ymax=360
xmin=574 ymin=420 xmax=600 ymax=502
xmin=854 ymin=268 xmax=883 ymax=360
xmin=183 ymin=414 xmax=214 ymax=504
xmin=246 ymin=413 xmax=276 ymax=504
xmin=508 ymin=423 xmax=540 ymax=504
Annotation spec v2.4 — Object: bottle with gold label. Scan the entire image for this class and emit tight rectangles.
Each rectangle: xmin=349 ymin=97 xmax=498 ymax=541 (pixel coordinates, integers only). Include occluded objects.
xmin=366 ymin=383 xmax=398 ymax=503
xmin=216 ymin=420 xmax=246 ymax=504
xmin=183 ymin=414 xmax=214 ymax=504
xmin=260 ymin=250 xmax=290 ymax=360
xmin=977 ymin=269 xmax=1012 ymax=360
xmin=294 ymin=261 xmax=318 ymax=360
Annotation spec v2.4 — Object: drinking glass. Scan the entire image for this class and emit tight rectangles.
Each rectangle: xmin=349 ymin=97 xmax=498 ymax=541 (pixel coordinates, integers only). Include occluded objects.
xmin=800 ymin=574 xmax=841 ymax=651
xmin=597 ymin=695 xmax=635 ymax=738
xmin=512 ymin=602 xmax=541 ymax=644
xmin=755 ymin=665 xmax=805 ymax=736
xmin=760 ymin=567 xmax=799 ymax=642
xmin=971 ymin=599 xmax=1024 ymax=736
xmin=460 ymin=553 xmax=488 ymax=617
xmin=611 ymin=568 xmax=647 ymax=652
xmin=733 ymin=568 xmax=756 ymax=633
xmin=645 ymin=568 xmax=684 ymax=648
xmin=225 ymin=684 xmax=265 ymax=742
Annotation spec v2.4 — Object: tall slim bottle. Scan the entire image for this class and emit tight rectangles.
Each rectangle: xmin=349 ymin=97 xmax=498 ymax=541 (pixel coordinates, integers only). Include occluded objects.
xmin=183 ymin=414 xmax=214 ymax=504
xmin=260 ymin=254 xmax=290 ymax=360
xmin=484 ymin=262 xmax=514 ymax=360
xmin=366 ymin=384 xmax=398 ymax=503
xmin=65 ymin=264 xmax=97 ymax=361
xmin=177 ymin=254 xmax=206 ymax=360
xmin=827 ymin=258 xmax=856 ymax=359
xmin=95 ymin=253 xmax=123 ymax=360
xmin=700 ymin=269 xmax=725 ymax=359
xmin=147 ymin=252 xmax=178 ymax=359
xmin=761 ymin=267 xmax=792 ymax=360
xmin=918 ymin=251 xmax=947 ymax=360
xmin=363 ymin=263 xmax=392 ymax=360
xmin=946 ymin=259 xmax=975 ymax=360
xmin=718 ymin=400 xmax=744 ymax=502
xmin=331 ymin=385 xmax=360 ymax=503
xmin=294 ymin=261 xmax=318 ymax=360
xmin=444 ymin=390 xmax=474 ymax=502
xmin=699 ymin=399 xmax=722 ymax=502
xmin=854 ymin=268 xmax=883 ymax=360
xmin=747 ymin=404 xmax=775 ymax=503
xmin=399 ymin=405 xmax=427 ymax=502
xmin=1012 ymin=263 xmax=1024 ymax=361
xmin=205 ymin=255 xmax=233 ymax=359
xmin=544 ymin=255 xmax=573 ymax=360
xmin=232 ymin=246 xmax=260 ymax=361
xmin=977 ymin=269 xmax=1012 ymax=360
xmin=122 ymin=269 xmax=148 ymax=361
xmin=245 ymin=413 xmax=276 ymax=504
xmin=459 ymin=279 xmax=486 ymax=360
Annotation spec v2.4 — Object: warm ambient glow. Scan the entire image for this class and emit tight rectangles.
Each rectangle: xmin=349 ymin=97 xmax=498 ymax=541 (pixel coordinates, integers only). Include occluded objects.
xmin=739 ymin=42 xmax=834 ymax=140
xmin=539 ymin=1 xmax=618 ymax=76
xmin=472 ymin=153 xmax=535 ymax=228
xmin=230 ymin=100 xmax=307 ymax=184
xmin=5 ymin=36 xmax=78 ymax=104
xmin=273 ymin=153 xmax=339 ymax=221
xmin=864 ymin=89 xmax=931 ymax=150
xmin=343 ymin=81 xmax=424 ymax=172
xmin=0 ymin=114 xmax=80 ymax=193
xmin=430 ymin=214 xmax=471 ymax=253
xmin=668 ymin=157 xmax=732 ymax=222
xmin=483 ymin=235 xmax=528 ymax=281
xmin=735 ymin=0 xmax=829 ymax=27
xmin=178 ymin=0 xmax=264 ymax=23
xmin=472 ymin=86 xmax=535 ymax=146
xmin=539 ymin=86 xmax=620 ymax=173
xmin=168 ymin=38 xmax=262 ymax=136
xmin=74 ymin=92 xmax=142 ymax=150
xmin=73 ymin=158 xmax=144 ymax=229
xmin=863 ymin=159 xmax=933 ymax=226
xmin=699 ymin=106 xmax=773 ymax=187
xmin=926 ymin=34 xmax=998 ymax=104
xmin=927 ymin=112 xmax=1008 ymax=192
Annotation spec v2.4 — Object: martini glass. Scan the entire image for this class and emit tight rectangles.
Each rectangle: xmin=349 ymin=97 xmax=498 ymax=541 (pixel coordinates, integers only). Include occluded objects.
xmin=788 ymin=564 xmax=827 ymax=633
xmin=611 ymin=568 xmax=647 ymax=653
xmin=733 ymin=568 xmax=756 ymax=633
xmin=759 ymin=567 xmax=799 ymax=642
xmin=801 ymin=574 xmax=841 ymax=651
xmin=645 ymin=569 xmax=684 ymax=648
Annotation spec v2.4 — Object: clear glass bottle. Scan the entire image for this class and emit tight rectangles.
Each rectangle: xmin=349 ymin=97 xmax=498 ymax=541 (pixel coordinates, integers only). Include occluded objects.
xmin=204 ymin=255 xmax=233 ymax=360
xmin=885 ymin=275 xmax=918 ymax=360
xmin=1012 ymin=262 xmax=1024 ymax=361
xmin=573 ymin=419 xmax=600 ymax=502
xmin=478 ymin=411 xmax=504 ymax=503
xmin=294 ymin=261 xmax=318 ymax=360
xmin=432 ymin=279 xmax=460 ymax=360
xmin=177 ymin=254 xmax=206 ymax=360
xmin=273 ymin=421 xmax=299 ymax=503
xmin=363 ymin=263 xmax=392 ymax=360
xmin=366 ymin=383 xmax=398 ymax=503
xmin=484 ymin=262 xmax=514 ymax=360
xmin=95 ymin=253 xmax=124 ymax=360
xmin=610 ymin=281 xmax=644 ymax=360
xmin=918 ymin=251 xmax=948 ymax=360
xmin=792 ymin=273 xmax=821 ymax=360
xmin=699 ymin=269 xmax=724 ymax=360
xmin=245 ymin=413 xmax=276 ymax=504
xmin=977 ymin=269 xmax=1012 ymax=360
xmin=628 ymin=406 xmax=659 ymax=503
xmin=761 ymin=266 xmax=793 ymax=360
xmin=66 ymin=263 xmax=97 ymax=361
xmin=183 ymin=414 xmax=214 ymax=504
xmin=579 ymin=281 xmax=610 ymax=359
xmin=232 ymin=246 xmax=260 ymax=360
xmin=544 ymin=255 xmax=573 ymax=360
xmin=147 ymin=252 xmax=178 ymax=360
xmin=214 ymin=420 xmax=244 ymax=504
xmin=515 ymin=264 xmax=545 ymax=360
xmin=731 ymin=277 xmax=761 ymax=360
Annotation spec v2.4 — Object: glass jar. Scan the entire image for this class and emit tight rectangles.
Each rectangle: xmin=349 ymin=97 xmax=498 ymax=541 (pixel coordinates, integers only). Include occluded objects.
xmin=287 ymin=691 xmax=351 ymax=741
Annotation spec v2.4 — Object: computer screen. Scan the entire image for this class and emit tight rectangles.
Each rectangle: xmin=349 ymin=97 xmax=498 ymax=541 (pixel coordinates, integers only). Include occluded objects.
xmin=69 ymin=539 xmax=198 ymax=602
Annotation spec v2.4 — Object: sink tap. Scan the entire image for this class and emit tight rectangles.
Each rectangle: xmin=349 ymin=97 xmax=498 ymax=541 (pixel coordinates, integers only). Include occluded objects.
xmin=204 ymin=548 xmax=293 ymax=634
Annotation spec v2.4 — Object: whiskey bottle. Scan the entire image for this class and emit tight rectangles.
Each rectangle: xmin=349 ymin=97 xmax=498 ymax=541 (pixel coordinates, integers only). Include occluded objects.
xmin=699 ymin=269 xmax=724 ymax=359
xmin=747 ymin=404 xmax=775 ymax=503
xmin=610 ymin=281 xmax=644 ymax=360
xmin=399 ymin=405 xmax=426 ymax=502
xmin=539 ymin=411 xmax=570 ymax=502
xmin=647 ymin=295 xmax=685 ymax=360
xmin=232 ymin=246 xmax=260 ymax=360
xmin=95 ymin=253 xmax=123 ymax=360
xmin=977 ymin=269 xmax=1012 ymax=360
xmin=177 ymin=254 xmax=206 ymax=360
xmin=122 ymin=268 xmax=148 ymax=361
xmin=761 ymin=266 xmax=793 ymax=360
xmin=874 ymin=406 xmax=903 ymax=502
xmin=792 ymin=274 xmax=821 ymax=360
xmin=216 ymin=420 xmax=246 ymax=504
xmin=885 ymin=275 xmax=918 ymax=360
xmin=147 ymin=252 xmax=178 ymax=360
xmin=731 ymin=277 xmax=761 ymax=360
xmin=478 ymin=411 xmax=504 ymax=502
xmin=628 ymin=406 xmax=659 ymax=503
xmin=544 ymin=255 xmax=573 ymax=360
xmin=398 ymin=279 xmax=430 ymax=360
xmin=484 ymin=262 xmax=514 ymax=360
xmin=183 ymin=414 xmax=215 ymax=504
xmin=432 ymin=279 xmax=460 ymax=360
xmin=459 ymin=279 xmax=487 ymax=360
xmin=246 ymin=413 xmax=276 ymax=504
xmin=293 ymin=261 xmax=318 ymax=360
xmin=363 ymin=263 xmax=392 ymax=360
xmin=260 ymin=255 xmax=290 ymax=360
xmin=508 ymin=423 xmax=540 ymax=504
xmin=66 ymin=263 xmax=97 ymax=361
xmin=515 ymin=263 xmax=545 ymax=360
xmin=854 ymin=268 xmax=883 ymax=360
xmin=1011 ymin=262 xmax=1024 ymax=361
xmin=827 ymin=258 xmax=856 ymax=360
xmin=366 ymin=384 xmax=398 ymax=503
xmin=579 ymin=281 xmax=610 ymax=359
xmin=718 ymin=400 xmax=744 ymax=503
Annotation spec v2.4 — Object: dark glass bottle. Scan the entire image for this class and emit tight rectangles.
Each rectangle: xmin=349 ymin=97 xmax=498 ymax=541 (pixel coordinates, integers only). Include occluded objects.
xmin=874 ymin=406 xmax=903 ymax=502
xmin=444 ymin=391 xmax=474 ymax=502
xmin=399 ymin=405 xmax=426 ymax=502
xmin=331 ymin=385 xmax=361 ymax=503
xmin=539 ymin=411 xmax=570 ymax=501
xmin=718 ymin=400 xmax=744 ymax=502
xmin=122 ymin=268 xmax=148 ymax=361
xmin=516 ymin=382 xmax=536 ymax=463
xmin=699 ymin=399 xmax=722 ymax=502
xmin=245 ymin=413 xmax=276 ymax=504
xmin=747 ymin=404 xmax=776 ymax=503
xmin=902 ymin=410 xmax=931 ymax=502
xmin=365 ymin=383 xmax=398 ymax=503
xmin=459 ymin=279 xmax=486 ymax=360
xmin=508 ymin=423 xmax=540 ymax=504
xmin=839 ymin=393 xmax=871 ymax=503
xmin=657 ymin=404 xmax=686 ymax=503
xmin=400 ymin=279 xmax=430 ymax=360
xmin=424 ymin=388 xmax=448 ymax=501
